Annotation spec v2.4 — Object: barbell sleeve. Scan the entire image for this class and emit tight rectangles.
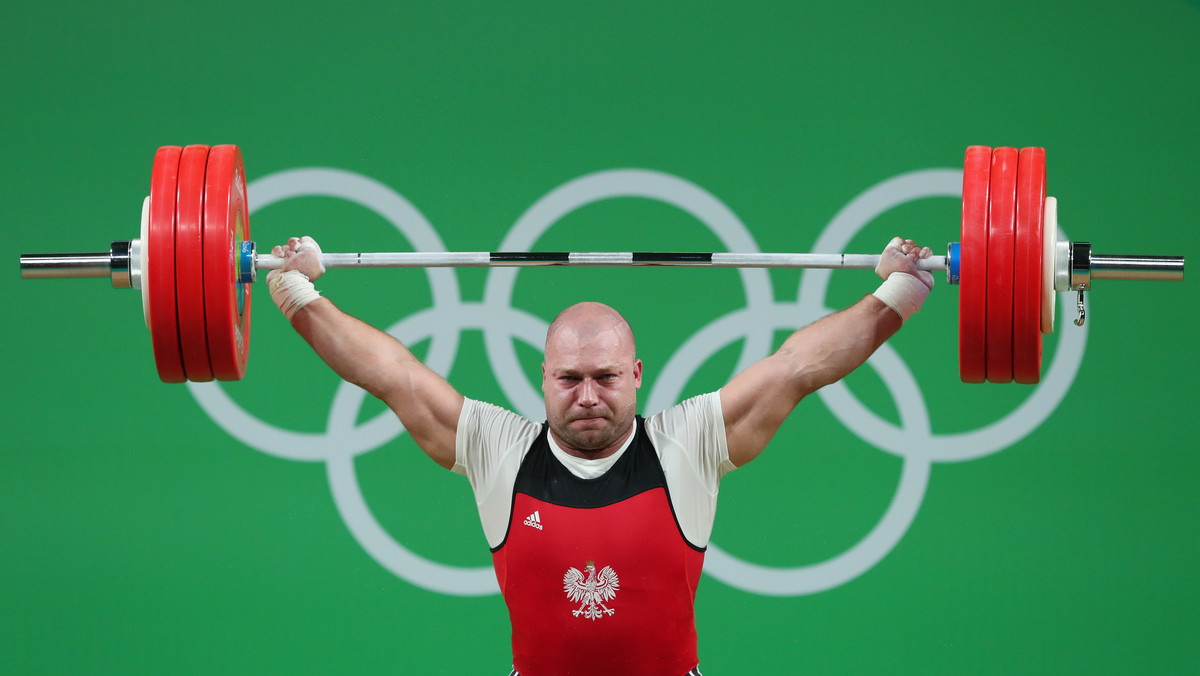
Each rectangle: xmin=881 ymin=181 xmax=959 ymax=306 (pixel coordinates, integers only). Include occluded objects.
xmin=20 ymin=252 xmax=114 ymax=279
xmin=1083 ymin=253 xmax=1185 ymax=282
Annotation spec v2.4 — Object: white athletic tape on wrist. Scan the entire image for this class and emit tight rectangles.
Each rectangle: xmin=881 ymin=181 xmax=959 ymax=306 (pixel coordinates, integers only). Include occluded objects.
xmin=872 ymin=272 xmax=930 ymax=322
xmin=267 ymin=269 xmax=322 ymax=321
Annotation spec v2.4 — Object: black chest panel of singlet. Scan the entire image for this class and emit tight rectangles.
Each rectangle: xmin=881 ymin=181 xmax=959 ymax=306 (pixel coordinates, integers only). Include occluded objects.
xmin=512 ymin=417 xmax=666 ymax=510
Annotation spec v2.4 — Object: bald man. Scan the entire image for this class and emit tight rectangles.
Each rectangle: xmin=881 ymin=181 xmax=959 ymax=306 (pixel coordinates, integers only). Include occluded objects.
xmin=267 ymin=235 xmax=935 ymax=676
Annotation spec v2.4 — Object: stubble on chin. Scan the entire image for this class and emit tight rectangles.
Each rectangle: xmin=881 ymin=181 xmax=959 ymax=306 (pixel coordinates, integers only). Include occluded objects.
xmin=553 ymin=416 xmax=632 ymax=455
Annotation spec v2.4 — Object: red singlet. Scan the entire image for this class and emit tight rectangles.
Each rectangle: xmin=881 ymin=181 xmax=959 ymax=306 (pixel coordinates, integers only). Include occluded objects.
xmin=494 ymin=420 xmax=705 ymax=676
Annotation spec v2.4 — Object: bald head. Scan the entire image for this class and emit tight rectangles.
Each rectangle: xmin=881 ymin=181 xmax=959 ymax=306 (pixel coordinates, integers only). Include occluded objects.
xmin=545 ymin=302 xmax=636 ymax=359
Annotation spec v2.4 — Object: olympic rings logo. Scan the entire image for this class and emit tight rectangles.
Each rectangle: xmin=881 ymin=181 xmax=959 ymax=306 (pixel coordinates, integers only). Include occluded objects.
xmin=188 ymin=165 xmax=1087 ymax=597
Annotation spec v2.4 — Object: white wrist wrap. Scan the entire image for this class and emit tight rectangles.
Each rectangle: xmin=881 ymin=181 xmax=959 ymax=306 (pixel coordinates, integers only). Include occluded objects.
xmin=267 ymin=270 xmax=322 ymax=321
xmin=872 ymin=272 xmax=930 ymax=322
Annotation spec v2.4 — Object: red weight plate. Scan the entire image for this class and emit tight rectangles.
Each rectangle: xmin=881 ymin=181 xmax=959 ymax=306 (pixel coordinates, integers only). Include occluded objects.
xmin=175 ymin=145 xmax=214 ymax=382
xmin=959 ymin=146 xmax=991 ymax=383
xmin=203 ymin=145 xmax=251 ymax=381
xmin=985 ymin=147 xmax=1018 ymax=383
xmin=1013 ymin=147 xmax=1046 ymax=384
xmin=148 ymin=146 xmax=186 ymax=383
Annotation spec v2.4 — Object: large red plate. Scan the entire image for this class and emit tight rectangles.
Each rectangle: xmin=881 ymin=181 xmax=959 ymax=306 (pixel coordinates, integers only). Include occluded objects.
xmin=959 ymin=146 xmax=991 ymax=383
xmin=148 ymin=146 xmax=185 ymax=383
xmin=986 ymin=147 xmax=1018 ymax=384
xmin=1013 ymin=147 xmax=1046 ymax=384
xmin=175 ymin=144 xmax=214 ymax=382
xmin=203 ymin=145 xmax=252 ymax=381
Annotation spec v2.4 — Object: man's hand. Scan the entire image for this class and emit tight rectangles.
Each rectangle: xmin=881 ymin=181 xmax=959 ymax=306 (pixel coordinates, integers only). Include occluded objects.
xmin=875 ymin=236 xmax=934 ymax=290
xmin=269 ymin=236 xmax=326 ymax=282
xmin=871 ymin=237 xmax=934 ymax=323
xmin=266 ymin=236 xmax=326 ymax=321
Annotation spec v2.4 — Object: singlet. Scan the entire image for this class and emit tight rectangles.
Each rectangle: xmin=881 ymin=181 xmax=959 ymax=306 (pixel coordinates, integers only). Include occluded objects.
xmin=453 ymin=392 xmax=736 ymax=676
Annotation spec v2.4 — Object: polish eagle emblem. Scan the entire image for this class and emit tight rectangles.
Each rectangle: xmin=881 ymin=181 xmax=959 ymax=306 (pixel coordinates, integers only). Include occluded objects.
xmin=563 ymin=560 xmax=619 ymax=620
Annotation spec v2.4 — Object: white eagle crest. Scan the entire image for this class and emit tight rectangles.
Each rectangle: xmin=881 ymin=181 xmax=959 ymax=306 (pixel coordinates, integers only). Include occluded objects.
xmin=563 ymin=560 xmax=619 ymax=620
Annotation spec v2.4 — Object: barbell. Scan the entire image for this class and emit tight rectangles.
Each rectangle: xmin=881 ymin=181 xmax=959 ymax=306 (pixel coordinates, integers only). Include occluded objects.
xmin=18 ymin=144 xmax=1185 ymax=385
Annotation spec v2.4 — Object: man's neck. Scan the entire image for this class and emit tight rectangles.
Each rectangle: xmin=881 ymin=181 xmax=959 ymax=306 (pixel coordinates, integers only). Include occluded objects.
xmin=549 ymin=422 xmax=635 ymax=461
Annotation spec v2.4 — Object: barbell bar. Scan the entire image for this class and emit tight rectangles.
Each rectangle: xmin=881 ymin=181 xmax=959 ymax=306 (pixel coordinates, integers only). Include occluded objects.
xmin=17 ymin=144 xmax=1186 ymax=385
xmin=24 ymin=242 xmax=1181 ymax=281
xmin=21 ymin=248 xmax=951 ymax=276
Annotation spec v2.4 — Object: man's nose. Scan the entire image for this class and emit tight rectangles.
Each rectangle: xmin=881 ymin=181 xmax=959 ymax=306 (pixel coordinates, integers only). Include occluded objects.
xmin=577 ymin=378 xmax=599 ymax=406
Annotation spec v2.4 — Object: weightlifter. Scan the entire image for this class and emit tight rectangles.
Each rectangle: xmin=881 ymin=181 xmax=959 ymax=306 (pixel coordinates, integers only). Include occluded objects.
xmin=266 ymin=234 xmax=935 ymax=676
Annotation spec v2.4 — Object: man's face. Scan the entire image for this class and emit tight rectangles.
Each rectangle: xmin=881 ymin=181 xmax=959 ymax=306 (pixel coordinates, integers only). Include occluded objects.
xmin=542 ymin=322 xmax=642 ymax=457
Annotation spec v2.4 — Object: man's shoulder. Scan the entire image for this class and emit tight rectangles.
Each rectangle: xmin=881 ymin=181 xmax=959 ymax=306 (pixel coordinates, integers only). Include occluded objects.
xmin=645 ymin=391 xmax=722 ymax=433
xmin=459 ymin=397 xmax=543 ymax=444
xmin=462 ymin=397 xmax=539 ymax=424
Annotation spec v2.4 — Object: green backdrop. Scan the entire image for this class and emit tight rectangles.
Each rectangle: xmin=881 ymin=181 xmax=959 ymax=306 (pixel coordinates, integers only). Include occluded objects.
xmin=3 ymin=1 xmax=1197 ymax=673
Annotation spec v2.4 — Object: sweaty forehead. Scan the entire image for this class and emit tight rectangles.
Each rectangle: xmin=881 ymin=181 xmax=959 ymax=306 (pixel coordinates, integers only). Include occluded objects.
xmin=545 ymin=324 xmax=633 ymax=364
xmin=545 ymin=303 xmax=636 ymax=358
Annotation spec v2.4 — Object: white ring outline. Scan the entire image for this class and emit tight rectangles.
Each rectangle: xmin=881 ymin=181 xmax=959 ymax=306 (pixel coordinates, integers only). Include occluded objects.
xmin=700 ymin=170 xmax=1086 ymax=594
xmin=187 ymin=166 xmax=1087 ymax=597
xmin=191 ymin=169 xmax=462 ymax=462
xmin=481 ymin=169 xmax=777 ymax=418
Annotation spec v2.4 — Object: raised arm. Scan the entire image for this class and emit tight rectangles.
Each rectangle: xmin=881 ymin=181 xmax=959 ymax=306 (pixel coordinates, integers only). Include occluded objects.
xmin=267 ymin=237 xmax=464 ymax=469
xmin=719 ymin=237 xmax=934 ymax=467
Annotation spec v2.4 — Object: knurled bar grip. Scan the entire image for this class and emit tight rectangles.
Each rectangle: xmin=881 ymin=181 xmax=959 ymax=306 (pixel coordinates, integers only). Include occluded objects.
xmin=252 ymin=251 xmax=951 ymax=270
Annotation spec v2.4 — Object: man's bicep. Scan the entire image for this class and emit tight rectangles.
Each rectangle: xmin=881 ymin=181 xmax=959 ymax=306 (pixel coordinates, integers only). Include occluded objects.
xmin=719 ymin=354 xmax=801 ymax=466
xmin=380 ymin=362 xmax=465 ymax=470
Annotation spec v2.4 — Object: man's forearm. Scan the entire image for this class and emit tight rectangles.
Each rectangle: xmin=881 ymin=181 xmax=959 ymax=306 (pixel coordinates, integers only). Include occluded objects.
xmin=289 ymin=297 xmax=420 ymax=400
xmin=774 ymin=295 xmax=903 ymax=396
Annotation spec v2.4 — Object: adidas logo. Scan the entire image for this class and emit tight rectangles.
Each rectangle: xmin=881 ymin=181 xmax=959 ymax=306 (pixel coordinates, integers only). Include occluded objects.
xmin=523 ymin=511 xmax=544 ymax=530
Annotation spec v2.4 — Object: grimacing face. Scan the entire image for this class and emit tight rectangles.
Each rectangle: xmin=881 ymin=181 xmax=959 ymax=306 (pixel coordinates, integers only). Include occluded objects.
xmin=541 ymin=306 xmax=643 ymax=458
